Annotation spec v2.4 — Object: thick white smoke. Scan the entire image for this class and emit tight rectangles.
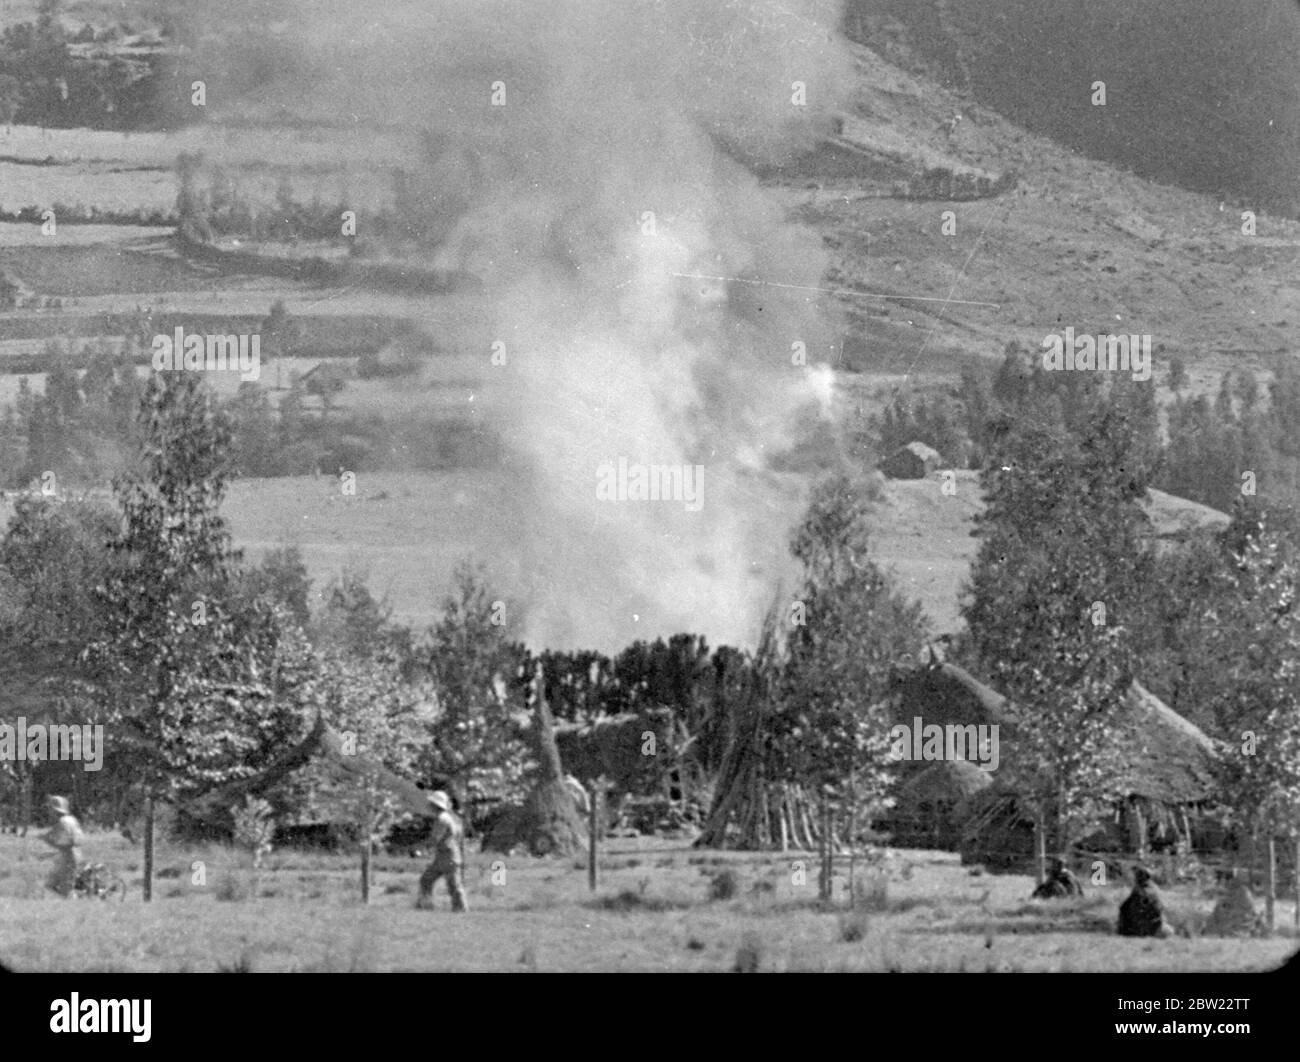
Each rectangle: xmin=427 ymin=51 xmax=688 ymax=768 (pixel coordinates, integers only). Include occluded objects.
xmin=207 ymin=0 xmax=855 ymax=649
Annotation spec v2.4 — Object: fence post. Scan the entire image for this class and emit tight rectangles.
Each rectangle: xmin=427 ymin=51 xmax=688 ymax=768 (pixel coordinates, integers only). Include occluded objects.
xmin=847 ymin=767 xmax=857 ymax=909
xmin=360 ymin=787 xmax=372 ymax=905
xmin=1293 ymin=836 xmax=1299 ymax=930
xmin=143 ymin=793 xmax=155 ymax=903
xmin=1035 ymin=804 xmax=1047 ymax=885
xmin=1265 ymin=835 xmax=1276 ymax=932
xmin=588 ymin=781 xmax=599 ymax=892
xmin=818 ymin=790 xmax=831 ymax=902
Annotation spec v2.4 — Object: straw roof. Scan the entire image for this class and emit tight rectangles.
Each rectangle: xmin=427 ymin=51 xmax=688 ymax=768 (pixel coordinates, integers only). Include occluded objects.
xmin=898 ymin=759 xmax=995 ymax=802
xmin=1112 ymin=681 xmax=1217 ymax=804
xmin=889 ymin=661 xmax=1017 ymax=730
xmin=889 ymin=663 xmax=1216 ymax=807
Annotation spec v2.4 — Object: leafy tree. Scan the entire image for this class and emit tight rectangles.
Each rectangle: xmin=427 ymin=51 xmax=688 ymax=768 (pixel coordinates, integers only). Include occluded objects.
xmin=774 ymin=474 xmax=928 ymax=816
xmin=410 ymin=562 xmax=533 ymax=810
xmin=82 ymin=373 xmax=279 ymax=898
xmin=1200 ymin=508 xmax=1300 ymax=868
xmin=314 ymin=566 xmax=398 ymax=660
xmin=963 ymin=400 xmax=1154 ymax=852
xmin=237 ymin=546 xmax=312 ymax=630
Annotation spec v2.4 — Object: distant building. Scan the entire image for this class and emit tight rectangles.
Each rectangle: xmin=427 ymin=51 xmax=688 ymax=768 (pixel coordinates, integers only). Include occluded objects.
xmin=881 ymin=440 xmax=943 ymax=480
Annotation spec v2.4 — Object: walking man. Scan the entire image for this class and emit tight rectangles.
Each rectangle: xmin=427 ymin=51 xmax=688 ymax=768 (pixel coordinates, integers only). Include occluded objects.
xmin=42 ymin=795 xmax=84 ymax=898
xmin=416 ymin=791 xmax=467 ymax=912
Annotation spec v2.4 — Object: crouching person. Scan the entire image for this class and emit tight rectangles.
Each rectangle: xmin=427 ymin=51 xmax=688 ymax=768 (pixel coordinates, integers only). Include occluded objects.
xmin=417 ymin=791 xmax=467 ymax=913
xmin=1117 ymin=866 xmax=1174 ymax=937
xmin=1032 ymin=856 xmax=1084 ymax=899
xmin=43 ymin=795 xmax=84 ymax=898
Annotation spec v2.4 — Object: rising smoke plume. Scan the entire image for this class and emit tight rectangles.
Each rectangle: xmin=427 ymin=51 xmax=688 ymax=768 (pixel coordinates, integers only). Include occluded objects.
xmin=200 ymin=0 xmax=855 ymax=650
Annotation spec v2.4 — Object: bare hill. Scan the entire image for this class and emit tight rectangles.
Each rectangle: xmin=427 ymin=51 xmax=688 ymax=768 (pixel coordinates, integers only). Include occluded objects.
xmin=867 ymin=470 xmax=1230 ymax=635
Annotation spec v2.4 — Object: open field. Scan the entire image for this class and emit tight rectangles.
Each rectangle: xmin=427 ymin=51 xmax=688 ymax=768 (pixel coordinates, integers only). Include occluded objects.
xmin=0 ymin=832 xmax=1292 ymax=972
xmin=215 ymin=470 xmax=1227 ymax=635
xmin=0 ymin=469 xmax=1224 ymax=635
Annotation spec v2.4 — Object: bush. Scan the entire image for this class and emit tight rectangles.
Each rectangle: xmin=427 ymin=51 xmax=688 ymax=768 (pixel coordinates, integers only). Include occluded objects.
xmin=217 ymin=951 xmax=254 ymax=973
xmin=215 ymin=874 xmax=249 ymax=903
xmin=708 ymin=868 xmax=740 ymax=901
xmin=732 ymin=932 xmax=763 ymax=973
xmin=838 ymin=910 xmax=870 ymax=942
xmin=852 ymin=873 xmax=889 ymax=913
xmin=591 ymin=889 xmax=689 ymax=913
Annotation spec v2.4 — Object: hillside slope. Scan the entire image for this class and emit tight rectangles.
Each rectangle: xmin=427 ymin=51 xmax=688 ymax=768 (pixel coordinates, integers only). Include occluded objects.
xmin=868 ymin=470 xmax=1229 ymax=635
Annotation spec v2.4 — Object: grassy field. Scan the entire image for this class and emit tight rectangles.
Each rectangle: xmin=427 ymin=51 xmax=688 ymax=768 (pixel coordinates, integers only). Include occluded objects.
xmin=0 ymin=832 xmax=1293 ymax=972
xmin=0 ymin=469 xmax=1223 ymax=637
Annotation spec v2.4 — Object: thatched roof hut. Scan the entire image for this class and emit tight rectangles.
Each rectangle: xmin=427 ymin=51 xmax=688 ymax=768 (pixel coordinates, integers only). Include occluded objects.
xmin=886 ymin=759 xmax=994 ymax=849
xmin=889 ymin=661 xmax=1015 ymax=730
xmin=881 ymin=441 xmax=944 ymax=480
xmin=887 ymin=661 xmax=1218 ymax=866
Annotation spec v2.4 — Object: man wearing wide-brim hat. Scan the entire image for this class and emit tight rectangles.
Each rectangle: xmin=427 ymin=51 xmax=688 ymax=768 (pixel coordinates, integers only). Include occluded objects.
xmin=416 ymin=791 xmax=467 ymax=912
xmin=42 ymin=795 xmax=85 ymax=898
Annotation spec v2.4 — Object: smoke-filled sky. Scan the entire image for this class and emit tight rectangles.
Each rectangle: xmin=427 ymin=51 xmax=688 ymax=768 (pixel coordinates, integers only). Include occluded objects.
xmin=194 ymin=0 xmax=854 ymax=650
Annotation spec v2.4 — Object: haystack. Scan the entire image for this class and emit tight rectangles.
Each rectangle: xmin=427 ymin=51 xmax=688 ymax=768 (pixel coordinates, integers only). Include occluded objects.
xmin=1203 ymin=876 xmax=1265 ymax=938
xmin=482 ymin=662 xmax=586 ymax=857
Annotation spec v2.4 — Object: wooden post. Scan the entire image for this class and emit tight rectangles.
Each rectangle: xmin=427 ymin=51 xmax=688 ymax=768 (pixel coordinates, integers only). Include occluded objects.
xmin=1293 ymin=836 xmax=1299 ymax=930
xmin=847 ymin=767 xmax=857 ymax=909
xmin=360 ymin=785 xmax=372 ymax=905
xmin=818 ymin=791 xmax=832 ymax=902
xmin=1132 ymin=799 xmax=1147 ymax=863
xmin=19 ymin=766 xmax=31 ymax=840
xmin=1265 ymin=835 xmax=1276 ymax=933
xmin=142 ymin=793 xmax=155 ymax=903
xmin=777 ymin=788 xmax=788 ymax=853
xmin=588 ymin=781 xmax=599 ymax=892
xmin=458 ymin=792 xmax=466 ymax=874
xmin=360 ymin=839 xmax=371 ymax=904
xmin=1035 ymin=803 xmax=1047 ymax=884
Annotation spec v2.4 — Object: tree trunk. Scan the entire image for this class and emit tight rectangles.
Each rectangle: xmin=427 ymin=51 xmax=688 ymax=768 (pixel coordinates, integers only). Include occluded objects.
xmin=143 ymin=794 xmax=155 ymax=903
xmin=818 ymin=793 xmax=832 ymax=902
xmin=1265 ymin=835 xmax=1276 ymax=933
xmin=1035 ymin=803 xmax=1047 ymax=884
xmin=1131 ymin=799 xmax=1147 ymax=862
xmin=18 ymin=765 xmax=32 ymax=836
xmin=360 ymin=789 xmax=372 ymax=905
xmin=799 ymin=797 xmax=817 ymax=849
xmin=1293 ymin=836 xmax=1299 ymax=930
xmin=587 ymin=783 xmax=599 ymax=892
xmin=360 ymin=839 xmax=371 ymax=904
xmin=778 ymin=787 xmax=789 ymax=853
xmin=847 ymin=766 xmax=857 ymax=907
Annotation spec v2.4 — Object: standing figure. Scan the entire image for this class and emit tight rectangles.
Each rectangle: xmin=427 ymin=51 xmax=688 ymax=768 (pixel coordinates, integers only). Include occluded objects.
xmin=416 ymin=791 xmax=467 ymax=912
xmin=42 ymin=795 xmax=84 ymax=898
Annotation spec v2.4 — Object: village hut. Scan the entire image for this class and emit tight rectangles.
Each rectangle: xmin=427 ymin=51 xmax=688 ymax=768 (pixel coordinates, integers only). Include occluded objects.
xmin=885 ymin=759 xmax=993 ymax=849
xmin=956 ymin=681 xmax=1217 ymax=871
xmin=880 ymin=441 xmax=943 ymax=480
xmin=888 ymin=660 xmax=1218 ymax=870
